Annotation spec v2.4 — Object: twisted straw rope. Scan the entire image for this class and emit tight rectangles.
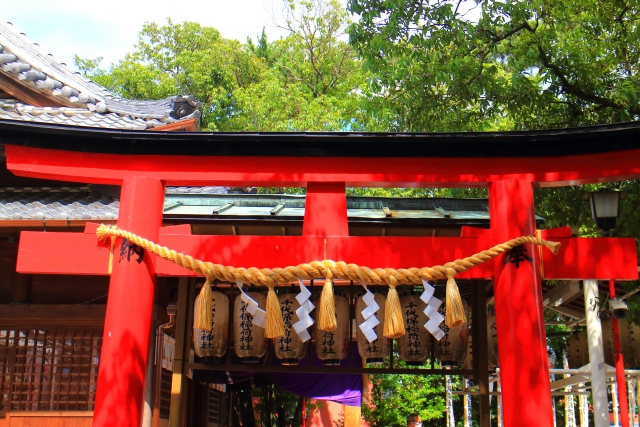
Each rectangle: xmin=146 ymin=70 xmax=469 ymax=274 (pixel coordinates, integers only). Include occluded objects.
xmin=96 ymin=225 xmax=560 ymax=285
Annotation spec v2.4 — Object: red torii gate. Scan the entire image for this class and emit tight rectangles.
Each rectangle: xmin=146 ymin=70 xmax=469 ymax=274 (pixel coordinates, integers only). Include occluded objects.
xmin=2 ymin=121 xmax=639 ymax=427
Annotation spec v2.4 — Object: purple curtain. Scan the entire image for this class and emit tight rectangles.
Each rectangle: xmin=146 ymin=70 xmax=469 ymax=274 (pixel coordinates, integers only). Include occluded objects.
xmin=192 ymin=342 xmax=362 ymax=406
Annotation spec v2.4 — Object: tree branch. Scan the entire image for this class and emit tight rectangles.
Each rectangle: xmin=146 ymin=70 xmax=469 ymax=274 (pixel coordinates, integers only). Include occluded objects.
xmin=480 ymin=22 xmax=534 ymax=43
xmin=536 ymin=44 xmax=637 ymax=114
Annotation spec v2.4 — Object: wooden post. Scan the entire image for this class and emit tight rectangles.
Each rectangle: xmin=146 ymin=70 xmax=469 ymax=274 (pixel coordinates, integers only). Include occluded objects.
xmin=182 ymin=279 xmax=196 ymax=426
xmin=584 ymin=279 xmax=609 ymax=427
xmin=473 ymin=280 xmax=490 ymax=427
xmin=10 ymin=273 xmax=32 ymax=304
xmin=169 ymin=277 xmax=190 ymax=427
xmin=142 ymin=328 xmax=155 ymax=427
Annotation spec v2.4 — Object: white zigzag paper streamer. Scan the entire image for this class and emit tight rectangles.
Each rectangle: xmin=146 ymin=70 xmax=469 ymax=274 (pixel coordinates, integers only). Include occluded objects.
xmin=420 ymin=279 xmax=445 ymax=341
xmin=235 ymin=279 xmax=266 ymax=328
xmin=292 ymin=278 xmax=315 ymax=342
xmin=359 ymin=283 xmax=380 ymax=343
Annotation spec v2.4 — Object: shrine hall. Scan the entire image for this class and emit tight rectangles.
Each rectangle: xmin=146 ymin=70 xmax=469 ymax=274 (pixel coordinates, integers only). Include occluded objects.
xmin=1 ymin=13 xmax=640 ymax=427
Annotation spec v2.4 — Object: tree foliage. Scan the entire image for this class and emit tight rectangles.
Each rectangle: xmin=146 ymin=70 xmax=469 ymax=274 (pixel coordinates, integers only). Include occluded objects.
xmin=349 ymin=0 xmax=640 ymax=131
xmin=76 ymin=1 xmax=365 ymax=131
xmin=363 ymin=374 xmax=445 ymax=427
xmin=363 ymin=371 xmax=449 ymax=427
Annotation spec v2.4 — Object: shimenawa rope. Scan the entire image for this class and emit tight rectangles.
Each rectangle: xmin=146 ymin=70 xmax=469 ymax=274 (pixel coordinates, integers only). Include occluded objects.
xmin=96 ymin=225 xmax=560 ymax=338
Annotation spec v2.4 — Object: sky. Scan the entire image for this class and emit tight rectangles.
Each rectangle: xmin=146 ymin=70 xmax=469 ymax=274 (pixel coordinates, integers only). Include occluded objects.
xmin=0 ymin=0 xmax=314 ymax=70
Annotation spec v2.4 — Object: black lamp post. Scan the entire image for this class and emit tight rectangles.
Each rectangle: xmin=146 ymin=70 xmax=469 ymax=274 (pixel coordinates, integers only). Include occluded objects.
xmin=587 ymin=188 xmax=631 ymax=427
xmin=588 ymin=189 xmax=622 ymax=236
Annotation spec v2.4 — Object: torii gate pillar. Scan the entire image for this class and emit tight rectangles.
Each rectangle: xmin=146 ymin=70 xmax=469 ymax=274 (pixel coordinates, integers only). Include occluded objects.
xmin=92 ymin=177 xmax=165 ymax=427
xmin=490 ymin=179 xmax=554 ymax=427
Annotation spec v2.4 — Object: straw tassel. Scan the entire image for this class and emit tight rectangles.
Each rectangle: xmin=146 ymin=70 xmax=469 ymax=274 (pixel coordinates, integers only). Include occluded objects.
xmin=445 ymin=276 xmax=466 ymax=328
xmin=318 ymin=264 xmax=337 ymax=332
xmin=194 ymin=282 xmax=213 ymax=330
xmin=108 ymin=234 xmax=115 ymax=275
xmin=265 ymin=284 xmax=285 ymax=338
xmin=543 ymin=239 xmax=561 ymax=255
xmin=96 ymin=224 xmax=111 ymax=242
xmin=97 ymin=224 xmax=117 ymax=275
xmin=383 ymin=279 xmax=405 ymax=338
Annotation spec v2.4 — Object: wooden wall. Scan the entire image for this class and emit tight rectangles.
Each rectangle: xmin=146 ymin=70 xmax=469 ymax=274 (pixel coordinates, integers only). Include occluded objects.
xmin=4 ymin=412 xmax=93 ymax=427
xmin=0 ymin=236 xmax=173 ymax=306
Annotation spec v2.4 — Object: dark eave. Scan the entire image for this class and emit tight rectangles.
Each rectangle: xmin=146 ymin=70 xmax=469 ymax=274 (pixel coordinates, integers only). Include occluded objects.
xmin=1 ymin=119 xmax=640 ymax=157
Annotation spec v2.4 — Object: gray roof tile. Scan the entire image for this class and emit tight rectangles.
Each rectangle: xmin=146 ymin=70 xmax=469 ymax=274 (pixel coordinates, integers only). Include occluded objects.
xmin=0 ymin=99 xmax=180 ymax=130
xmin=0 ymin=187 xmax=120 ymax=221
xmin=0 ymin=187 xmax=494 ymax=225
xmin=0 ymin=16 xmax=201 ymax=127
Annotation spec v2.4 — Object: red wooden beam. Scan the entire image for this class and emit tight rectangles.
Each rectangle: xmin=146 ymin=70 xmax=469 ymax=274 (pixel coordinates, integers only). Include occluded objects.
xmin=17 ymin=231 xmax=111 ymax=275
xmin=6 ymin=144 xmax=640 ymax=187
xmin=540 ymin=237 xmax=638 ymax=280
xmin=323 ymin=236 xmax=496 ymax=278
xmin=16 ymin=230 xmax=638 ymax=280
xmin=156 ymin=235 xmax=326 ymax=275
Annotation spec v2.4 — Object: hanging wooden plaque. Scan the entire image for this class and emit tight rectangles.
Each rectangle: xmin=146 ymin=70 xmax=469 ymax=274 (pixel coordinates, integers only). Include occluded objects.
xmin=436 ymin=299 xmax=470 ymax=365
xmin=355 ymin=292 xmax=388 ymax=364
xmin=274 ymin=292 xmax=308 ymax=365
xmin=314 ymin=295 xmax=349 ymax=366
xmin=602 ymin=318 xmax=640 ymax=368
xmin=193 ymin=290 xmax=229 ymax=362
xmin=566 ymin=329 xmax=589 ymax=369
xmin=233 ymin=292 xmax=268 ymax=363
xmin=461 ymin=331 xmax=473 ymax=371
xmin=397 ymin=294 xmax=430 ymax=366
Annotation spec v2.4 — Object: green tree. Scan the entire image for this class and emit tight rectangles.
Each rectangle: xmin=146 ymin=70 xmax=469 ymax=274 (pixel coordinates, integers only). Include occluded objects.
xmin=248 ymin=28 xmax=276 ymax=67
xmin=77 ymin=20 xmax=266 ymax=130
xmin=363 ymin=369 xmax=455 ymax=427
xmin=76 ymin=0 xmax=366 ymax=131
xmin=274 ymin=0 xmax=363 ymax=98
xmin=236 ymin=0 xmax=368 ymax=130
xmin=348 ymin=0 xmax=640 ymax=132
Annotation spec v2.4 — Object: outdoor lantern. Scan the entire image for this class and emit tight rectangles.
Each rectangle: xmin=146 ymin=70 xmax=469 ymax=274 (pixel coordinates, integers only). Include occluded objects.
xmin=233 ymin=292 xmax=268 ymax=363
xmin=461 ymin=332 xmax=473 ymax=371
xmin=435 ymin=299 xmax=470 ymax=366
xmin=566 ymin=330 xmax=589 ymax=369
xmin=193 ymin=290 xmax=229 ymax=362
xmin=588 ymin=189 xmax=623 ymax=235
xmin=274 ymin=292 xmax=308 ymax=366
xmin=355 ymin=292 xmax=388 ymax=364
xmin=397 ymin=293 xmax=430 ymax=366
xmin=602 ymin=318 xmax=640 ymax=369
xmin=460 ymin=314 xmax=500 ymax=370
xmin=315 ymin=294 xmax=349 ymax=366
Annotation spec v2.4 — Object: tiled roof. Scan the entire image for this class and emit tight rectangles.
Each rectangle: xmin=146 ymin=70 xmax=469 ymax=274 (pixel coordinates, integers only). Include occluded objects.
xmin=0 ymin=16 xmax=201 ymax=127
xmin=0 ymin=187 xmax=238 ymax=221
xmin=0 ymin=186 xmax=504 ymax=222
xmin=166 ymin=187 xmax=230 ymax=195
xmin=0 ymin=187 xmax=119 ymax=220
xmin=0 ymin=99 xmax=178 ymax=130
xmin=0 ymin=187 xmax=510 ymax=224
